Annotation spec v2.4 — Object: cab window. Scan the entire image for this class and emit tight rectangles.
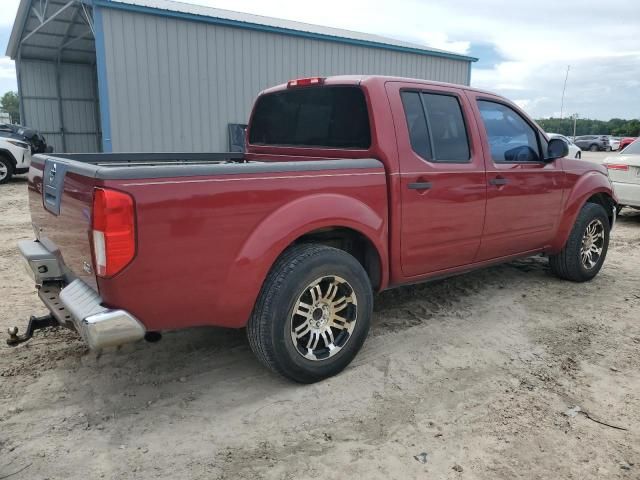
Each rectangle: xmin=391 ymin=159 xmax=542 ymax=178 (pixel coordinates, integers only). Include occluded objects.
xmin=401 ymin=91 xmax=470 ymax=163
xmin=477 ymin=100 xmax=541 ymax=163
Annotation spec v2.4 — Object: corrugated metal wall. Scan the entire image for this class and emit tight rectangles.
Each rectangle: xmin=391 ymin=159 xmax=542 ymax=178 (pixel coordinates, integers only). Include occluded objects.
xmin=100 ymin=8 xmax=471 ymax=153
xmin=19 ymin=60 xmax=101 ymax=152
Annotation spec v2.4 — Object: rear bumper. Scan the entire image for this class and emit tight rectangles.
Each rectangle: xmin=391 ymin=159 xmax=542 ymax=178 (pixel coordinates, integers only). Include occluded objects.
xmin=612 ymin=181 xmax=640 ymax=208
xmin=19 ymin=240 xmax=145 ymax=349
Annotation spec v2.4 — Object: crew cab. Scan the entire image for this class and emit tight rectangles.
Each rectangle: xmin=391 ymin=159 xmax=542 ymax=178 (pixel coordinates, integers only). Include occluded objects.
xmin=15 ymin=76 xmax=617 ymax=383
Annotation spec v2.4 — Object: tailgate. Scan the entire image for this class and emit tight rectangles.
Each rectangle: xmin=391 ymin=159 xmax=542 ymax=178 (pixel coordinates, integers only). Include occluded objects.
xmin=28 ymin=156 xmax=98 ymax=289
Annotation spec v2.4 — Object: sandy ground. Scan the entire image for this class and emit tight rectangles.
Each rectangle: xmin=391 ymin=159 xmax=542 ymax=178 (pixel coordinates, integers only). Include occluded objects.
xmin=1 ymin=156 xmax=639 ymax=479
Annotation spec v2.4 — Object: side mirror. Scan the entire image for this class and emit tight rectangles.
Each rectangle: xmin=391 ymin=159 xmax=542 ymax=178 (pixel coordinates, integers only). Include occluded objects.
xmin=546 ymin=138 xmax=569 ymax=161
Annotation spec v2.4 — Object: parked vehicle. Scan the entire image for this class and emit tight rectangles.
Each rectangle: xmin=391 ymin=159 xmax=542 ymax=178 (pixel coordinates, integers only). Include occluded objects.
xmin=548 ymin=133 xmax=581 ymax=158
xmin=0 ymin=124 xmax=49 ymax=154
xmin=619 ymin=137 xmax=637 ymax=151
xmin=14 ymin=76 xmax=617 ymax=383
xmin=0 ymin=135 xmax=31 ymax=184
xmin=607 ymin=137 xmax=621 ymax=151
xmin=574 ymin=135 xmax=611 ymax=152
xmin=604 ymin=138 xmax=640 ymax=211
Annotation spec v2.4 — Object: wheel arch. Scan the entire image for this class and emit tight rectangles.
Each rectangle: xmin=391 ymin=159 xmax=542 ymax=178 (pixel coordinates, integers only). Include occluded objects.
xmin=550 ymin=172 xmax=616 ymax=252
xmin=217 ymin=193 xmax=389 ymax=328
xmin=0 ymin=148 xmax=17 ymax=168
xmin=292 ymin=226 xmax=383 ymax=291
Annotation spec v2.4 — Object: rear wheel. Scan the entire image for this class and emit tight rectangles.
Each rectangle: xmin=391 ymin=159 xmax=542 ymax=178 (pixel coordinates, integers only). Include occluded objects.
xmin=589 ymin=144 xmax=599 ymax=152
xmin=0 ymin=156 xmax=13 ymax=185
xmin=247 ymin=244 xmax=373 ymax=383
xmin=549 ymin=203 xmax=610 ymax=282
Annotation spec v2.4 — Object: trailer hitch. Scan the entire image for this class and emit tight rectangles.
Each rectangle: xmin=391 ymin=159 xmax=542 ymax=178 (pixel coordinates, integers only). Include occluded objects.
xmin=6 ymin=314 xmax=59 ymax=346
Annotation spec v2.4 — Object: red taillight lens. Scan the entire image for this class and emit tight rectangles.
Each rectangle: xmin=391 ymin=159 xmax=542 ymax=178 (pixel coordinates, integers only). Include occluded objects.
xmin=287 ymin=77 xmax=325 ymax=88
xmin=92 ymin=188 xmax=136 ymax=277
xmin=606 ymin=164 xmax=629 ymax=171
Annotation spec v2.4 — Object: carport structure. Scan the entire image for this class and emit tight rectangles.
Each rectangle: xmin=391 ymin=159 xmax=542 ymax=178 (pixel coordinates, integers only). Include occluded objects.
xmin=8 ymin=0 xmax=477 ymax=154
xmin=7 ymin=0 xmax=101 ymax=152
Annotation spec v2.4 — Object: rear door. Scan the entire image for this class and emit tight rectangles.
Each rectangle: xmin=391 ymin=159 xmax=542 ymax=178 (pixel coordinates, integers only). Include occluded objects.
xmin=466 ymin=92 xmax=565 ymax=260
xmin=386 ymin=81 xmax=487 ymax=277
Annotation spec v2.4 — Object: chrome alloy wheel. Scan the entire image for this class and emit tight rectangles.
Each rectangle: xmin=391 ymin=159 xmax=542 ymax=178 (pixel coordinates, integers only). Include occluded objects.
xmin=581 ymin=219 xmax=605 ymax=269
xmin=0 ymin=163 xmax=7 ymax=181
xmin=290 ymin=275 xmax=358 ymax=361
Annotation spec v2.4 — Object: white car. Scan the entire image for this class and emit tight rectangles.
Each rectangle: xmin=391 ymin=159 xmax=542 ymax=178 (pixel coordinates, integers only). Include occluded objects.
xmin=0 ymin=136 xmax=32 ymax=184
xmin=548 ymin=133 xmax=581 ymax=159
xmin=608 ymin=137 xmax=621 ymax=151
xmin=604 ymin=138 xmax=640 ymax=210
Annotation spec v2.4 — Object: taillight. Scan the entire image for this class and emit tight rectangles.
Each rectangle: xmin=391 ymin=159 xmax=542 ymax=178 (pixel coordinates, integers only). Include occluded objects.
xmin=92 ymin=188 xmax=136 ymax=277
xmin=287 ymin=77 xmax=325 ymax=88
xmin=605 ymin=164 xmax=629 ymax=171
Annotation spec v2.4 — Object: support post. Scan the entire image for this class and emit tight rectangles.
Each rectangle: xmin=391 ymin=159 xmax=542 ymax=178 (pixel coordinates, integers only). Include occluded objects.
xmin=55 ymin=58 xmax=67 ymax=152
xmin=16 ymin=48 xmax=26 ymax=125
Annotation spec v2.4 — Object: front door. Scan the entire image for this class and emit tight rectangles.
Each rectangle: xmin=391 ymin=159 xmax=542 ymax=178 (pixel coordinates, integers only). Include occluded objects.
xmin=466 ymin=93 xmax=565 ymax=260
xmin=386 ymin=82 xmax=487 ymax=278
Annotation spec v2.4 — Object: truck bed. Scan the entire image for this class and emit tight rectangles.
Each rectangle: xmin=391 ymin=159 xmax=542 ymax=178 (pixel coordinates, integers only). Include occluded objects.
xmin=27 ymin=152 xmax=387 ymax=331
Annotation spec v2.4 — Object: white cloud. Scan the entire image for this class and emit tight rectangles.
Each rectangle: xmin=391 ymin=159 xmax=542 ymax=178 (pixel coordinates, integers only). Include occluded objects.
xmin=0 ymin=0 xmax=20 ymax=27
xmin=0 ymin=57 xmax=16 ymax=79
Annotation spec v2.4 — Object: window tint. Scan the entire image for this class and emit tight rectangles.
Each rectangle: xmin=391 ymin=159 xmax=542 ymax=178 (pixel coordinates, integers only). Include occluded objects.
xmin=622 ymin=139 xmax=640 ymax=155
xmin=401 ymin=91 xmax=470 ymax=163
xmin=401 ymin=91 xmax=431 ymax=159
xmin=248 ymin=86 xmax=370 ymax=148
xmin=422 ymin=94 xmax=470 ymax=162
xmin=477 ymin=101 xmax=541 ymax=163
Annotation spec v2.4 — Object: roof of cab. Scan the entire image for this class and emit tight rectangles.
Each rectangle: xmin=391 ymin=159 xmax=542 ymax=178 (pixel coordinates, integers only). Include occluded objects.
xmin=260 ymin=75 xmax=496 ymax=97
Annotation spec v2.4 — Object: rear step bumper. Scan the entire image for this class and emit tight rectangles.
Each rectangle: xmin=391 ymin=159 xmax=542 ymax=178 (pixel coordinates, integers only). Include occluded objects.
xmin=19 ymin=240 xmax=145 ymax=349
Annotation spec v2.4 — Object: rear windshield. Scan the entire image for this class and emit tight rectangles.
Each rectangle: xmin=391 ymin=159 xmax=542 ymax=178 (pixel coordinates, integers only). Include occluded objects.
xmin=248 ymin=86 xmax=371 ymax=149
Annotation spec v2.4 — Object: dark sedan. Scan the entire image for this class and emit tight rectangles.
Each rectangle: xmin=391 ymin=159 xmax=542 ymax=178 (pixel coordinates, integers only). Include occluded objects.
xmin=574 ymin=135 xmax=611 ymax=152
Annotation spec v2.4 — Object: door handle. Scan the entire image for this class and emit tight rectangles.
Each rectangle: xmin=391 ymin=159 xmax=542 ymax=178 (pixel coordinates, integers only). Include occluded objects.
xmin=488 ymin=177 xmax=508 ymax=186
xmin=408 ymin=181 xmax=432 ymax=190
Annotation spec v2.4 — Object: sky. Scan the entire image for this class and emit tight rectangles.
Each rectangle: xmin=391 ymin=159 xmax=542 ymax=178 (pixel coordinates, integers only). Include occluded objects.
xmin=1 ymin=0 xmax=639 ymax=120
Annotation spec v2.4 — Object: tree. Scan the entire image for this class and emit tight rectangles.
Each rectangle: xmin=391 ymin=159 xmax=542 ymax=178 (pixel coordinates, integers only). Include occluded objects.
xmin=0 ymin=91 xmax=20 ymax=124
xmin=536 ymin=117 xmax=640 ymax=137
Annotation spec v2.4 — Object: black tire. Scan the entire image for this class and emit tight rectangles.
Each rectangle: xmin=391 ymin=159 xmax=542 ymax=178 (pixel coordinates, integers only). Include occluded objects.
xmin=589 ymin=144 xmax=599 ymax=152
xmin=0 ymin=156 xmax=14 ymax=185
xmin=549 ymin=203 xmax=610 ymax=282
xmin=247 ymin=244 xmax=373 ymax=383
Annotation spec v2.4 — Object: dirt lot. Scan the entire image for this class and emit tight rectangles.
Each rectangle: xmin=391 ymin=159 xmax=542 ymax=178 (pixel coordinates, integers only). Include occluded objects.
xmin=1 ymin=163 xmax=639 ymax=479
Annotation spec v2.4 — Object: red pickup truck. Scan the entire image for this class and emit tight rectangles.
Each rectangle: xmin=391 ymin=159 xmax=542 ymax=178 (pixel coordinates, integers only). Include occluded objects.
xmin=14 ymin=76 xmax=616 ymax=383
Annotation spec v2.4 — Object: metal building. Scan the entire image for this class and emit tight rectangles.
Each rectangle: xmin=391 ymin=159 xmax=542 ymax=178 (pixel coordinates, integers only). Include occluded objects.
xmin=7 ymin=0 xmax=477 ymax=153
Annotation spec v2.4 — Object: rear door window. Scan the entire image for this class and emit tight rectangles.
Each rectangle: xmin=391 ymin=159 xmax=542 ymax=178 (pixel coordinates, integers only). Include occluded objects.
xmin=249 ymin=86 xmax=371 ymax=148
xmin=401 ymin=90 xmax=470 ymax=163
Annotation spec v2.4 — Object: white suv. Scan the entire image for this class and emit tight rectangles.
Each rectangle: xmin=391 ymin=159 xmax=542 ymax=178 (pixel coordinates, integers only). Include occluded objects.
xmin=0 ymin=136 xmax=32 ymax=184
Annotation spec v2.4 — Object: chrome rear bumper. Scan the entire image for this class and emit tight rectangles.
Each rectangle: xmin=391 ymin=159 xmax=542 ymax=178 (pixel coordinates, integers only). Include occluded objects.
xmin=19 ymin=240 xmax=145 ymax=350
xmin=59 ymin=279 xmax=145 ymax=350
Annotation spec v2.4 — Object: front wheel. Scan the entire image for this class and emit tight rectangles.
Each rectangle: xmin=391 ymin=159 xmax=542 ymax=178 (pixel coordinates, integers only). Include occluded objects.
xmin=0 ymin=157 xmax=13 ymax=185
xmin=247 ymin=244 xmax=373 ymax=383
xmin=549 ymin=203 xmax=610 ymax=282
